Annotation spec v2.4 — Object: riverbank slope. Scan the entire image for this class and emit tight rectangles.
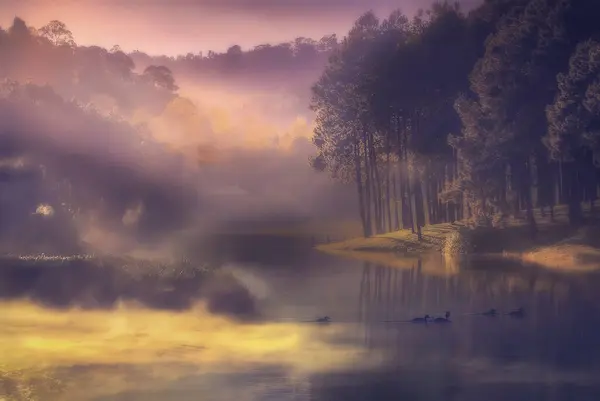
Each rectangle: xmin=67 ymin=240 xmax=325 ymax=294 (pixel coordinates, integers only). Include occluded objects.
xmin=317 ymin=205 xmax=600 ymax=272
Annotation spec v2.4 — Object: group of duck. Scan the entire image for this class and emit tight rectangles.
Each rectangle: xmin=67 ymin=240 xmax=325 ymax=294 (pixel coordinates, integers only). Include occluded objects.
xmin=405 ymin=307 xmax=525 ymax=324
xmin=313 ymin=307 xmax=525 ymax=324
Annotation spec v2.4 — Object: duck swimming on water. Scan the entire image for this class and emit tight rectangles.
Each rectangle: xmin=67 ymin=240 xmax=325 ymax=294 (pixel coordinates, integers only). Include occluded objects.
xmin=433 ymin=311 xmax=451 ymax=323
xmin=411 ymin=315 xmax=431 ymax=323
xmin=315 ymin=316 xmax=331 ymax=323
xmin=482 ymin=308 xmax=498 ymax=317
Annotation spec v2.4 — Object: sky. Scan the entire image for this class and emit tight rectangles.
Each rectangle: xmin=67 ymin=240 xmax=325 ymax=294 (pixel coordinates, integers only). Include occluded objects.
xmin=0 ymin=0 xmax=480 ymax=56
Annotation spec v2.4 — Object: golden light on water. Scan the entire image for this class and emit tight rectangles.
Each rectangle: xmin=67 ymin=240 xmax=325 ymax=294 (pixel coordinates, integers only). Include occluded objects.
xmin=0 ymin=301 xmax=376 ymax=400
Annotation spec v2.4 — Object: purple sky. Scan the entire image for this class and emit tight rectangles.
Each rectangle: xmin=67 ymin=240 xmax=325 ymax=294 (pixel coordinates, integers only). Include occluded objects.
xmin=0 ymin=0 xmax=481 ymax=56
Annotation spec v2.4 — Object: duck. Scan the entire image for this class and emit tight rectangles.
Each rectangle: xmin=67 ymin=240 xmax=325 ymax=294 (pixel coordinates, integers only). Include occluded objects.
xmin=315 ymin=316 xmax=331 ymax=323
xmin=507 ymin=307 xmax=524 ymax=318
xmin=482 ymin=308 xmax=498 ymax=317
xmin=411 ymin=315 xmax=431 ymax=323
xmin=433 ymin=311 xmax=451 ymax=323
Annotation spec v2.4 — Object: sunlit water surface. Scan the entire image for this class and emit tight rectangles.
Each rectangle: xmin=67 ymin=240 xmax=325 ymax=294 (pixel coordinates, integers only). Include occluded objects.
xmin=2 ymin=251 xmax=600 ymax=401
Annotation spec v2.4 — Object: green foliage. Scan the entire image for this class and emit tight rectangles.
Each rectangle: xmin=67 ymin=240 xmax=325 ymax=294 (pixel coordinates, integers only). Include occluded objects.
xmin=0 ymin=80 xmax=196 ymax=254
xmin=310 ymin=11 xmax=381 ymax=182
xmin=38 ymin=20 xmax=76 ymax=47
xmin=443 ymin=226 xmax=473 ymax=256
xmin=312 ymin=0 xmax=600 ymax=235
xmin=546 ymin=39 xmax=600 ymax=160
xmin=143 ymin=65 xmax=179 ymax=92
xmin=0 ymin=17 xmax=176 ymax=115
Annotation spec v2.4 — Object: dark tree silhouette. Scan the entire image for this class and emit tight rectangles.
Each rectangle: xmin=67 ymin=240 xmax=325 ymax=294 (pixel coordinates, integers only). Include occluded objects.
xmin=143 ymin=65 xmax=179 ymax=92
xmin=310 ymin=0 xmax=600 ymax=238
xmin=38 ymin=20 xmax=76 ymax=47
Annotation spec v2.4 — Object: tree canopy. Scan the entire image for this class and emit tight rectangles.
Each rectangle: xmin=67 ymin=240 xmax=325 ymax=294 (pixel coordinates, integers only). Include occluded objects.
xmin=311 ymin=0 xmax=600 ymax=237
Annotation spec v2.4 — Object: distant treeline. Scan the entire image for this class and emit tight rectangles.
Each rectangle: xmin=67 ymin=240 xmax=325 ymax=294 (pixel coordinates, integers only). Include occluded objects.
xmin=0 ymin=17 xmax=351 ymax=253
xmin=0 ymin=18 xmax=180 ymax=114
xmin=310 ymin=0 xmax=600 ymax=238
xmin=129 ymin=35 xmax=339 ymax=81
xmin=0 ymin=18 xmax=200 ymax=252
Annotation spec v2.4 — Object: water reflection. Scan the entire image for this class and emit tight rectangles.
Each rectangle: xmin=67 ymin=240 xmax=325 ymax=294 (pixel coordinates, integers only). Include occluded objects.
xmin=0 ymin=300 xmax=373 ymax=401
xmin=0 ymin=256 xmax=268 ymax=322
xmin=348 ymin=255 xmax=600 ymax=401
xmin=2 ymin=252 xmax=600 ymax=400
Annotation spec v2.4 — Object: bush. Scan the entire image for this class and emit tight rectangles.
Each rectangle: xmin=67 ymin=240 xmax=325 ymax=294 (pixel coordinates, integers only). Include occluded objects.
xmin=443 ymin=226 xmax=473 ymax=257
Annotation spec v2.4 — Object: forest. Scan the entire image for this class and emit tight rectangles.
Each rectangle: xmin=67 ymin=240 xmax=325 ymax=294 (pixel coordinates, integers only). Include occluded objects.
xmin=0 ymin=17 xmax=350 ymax=255
xmin=310 ymin=0 xmax=600 ymax=240
xmin=4 ymin=0 xmax=600 ymax=254
xmin=129 ymin=34 xmax=338 ymax=79
xmin=0 ymin=17 xmax=201 ymax=253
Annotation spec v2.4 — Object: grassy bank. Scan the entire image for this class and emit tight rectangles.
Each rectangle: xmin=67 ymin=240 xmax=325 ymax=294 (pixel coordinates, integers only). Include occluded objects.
xmin=317 ymin=205 xmax=600 ymax=272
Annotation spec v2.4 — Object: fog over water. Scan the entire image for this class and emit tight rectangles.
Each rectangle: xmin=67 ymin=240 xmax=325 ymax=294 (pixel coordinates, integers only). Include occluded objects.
xmin=3 ymin=2 xmax=600 ymax=401
xmin=2 ymin=250 xmax=600 ymax=400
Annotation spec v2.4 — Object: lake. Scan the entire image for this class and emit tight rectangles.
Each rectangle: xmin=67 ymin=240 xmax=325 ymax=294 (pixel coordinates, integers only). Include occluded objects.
xmin=2 ymin=243 xmax=600 ymax=401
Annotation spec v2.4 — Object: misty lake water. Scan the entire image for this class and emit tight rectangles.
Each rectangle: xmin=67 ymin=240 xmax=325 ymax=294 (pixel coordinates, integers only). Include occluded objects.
xmin=2 ymin=240 xmax=600 ymax=401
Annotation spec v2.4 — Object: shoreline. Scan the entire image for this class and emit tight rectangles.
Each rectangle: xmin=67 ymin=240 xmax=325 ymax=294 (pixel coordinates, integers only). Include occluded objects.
xmin=316 ymin=205 xmax=600 ymax=273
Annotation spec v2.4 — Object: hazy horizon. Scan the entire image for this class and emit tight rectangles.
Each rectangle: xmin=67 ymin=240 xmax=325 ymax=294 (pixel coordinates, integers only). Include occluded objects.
xmin=0 ymin=0 xmax=481 ymax=56
xmin=3 ymin=1 xmax=600 ymax=400
xmin=0 ymin=10 xmax=362 ymax=256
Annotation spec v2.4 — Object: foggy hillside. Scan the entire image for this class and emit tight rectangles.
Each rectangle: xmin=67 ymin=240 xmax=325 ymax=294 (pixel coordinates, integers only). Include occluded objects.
xmin=0 ymin=18 xmax=357 ymax=255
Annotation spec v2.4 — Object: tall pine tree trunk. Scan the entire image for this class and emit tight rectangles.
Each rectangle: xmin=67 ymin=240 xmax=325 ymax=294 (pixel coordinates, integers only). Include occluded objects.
xmin=392 ymin=167 xmax=401 ymax=230
xmin=522 ymin=156 xmax=537 ymax=239
xmin=566 ymin=159 xmax=583 ymax=226
xmin=354 ymin=139 xmax=370 ymax=237
xmin=385 ymin=136 xmax=393 ymax=232
xmin=362 ymin=132 xmax=373 ymax=235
